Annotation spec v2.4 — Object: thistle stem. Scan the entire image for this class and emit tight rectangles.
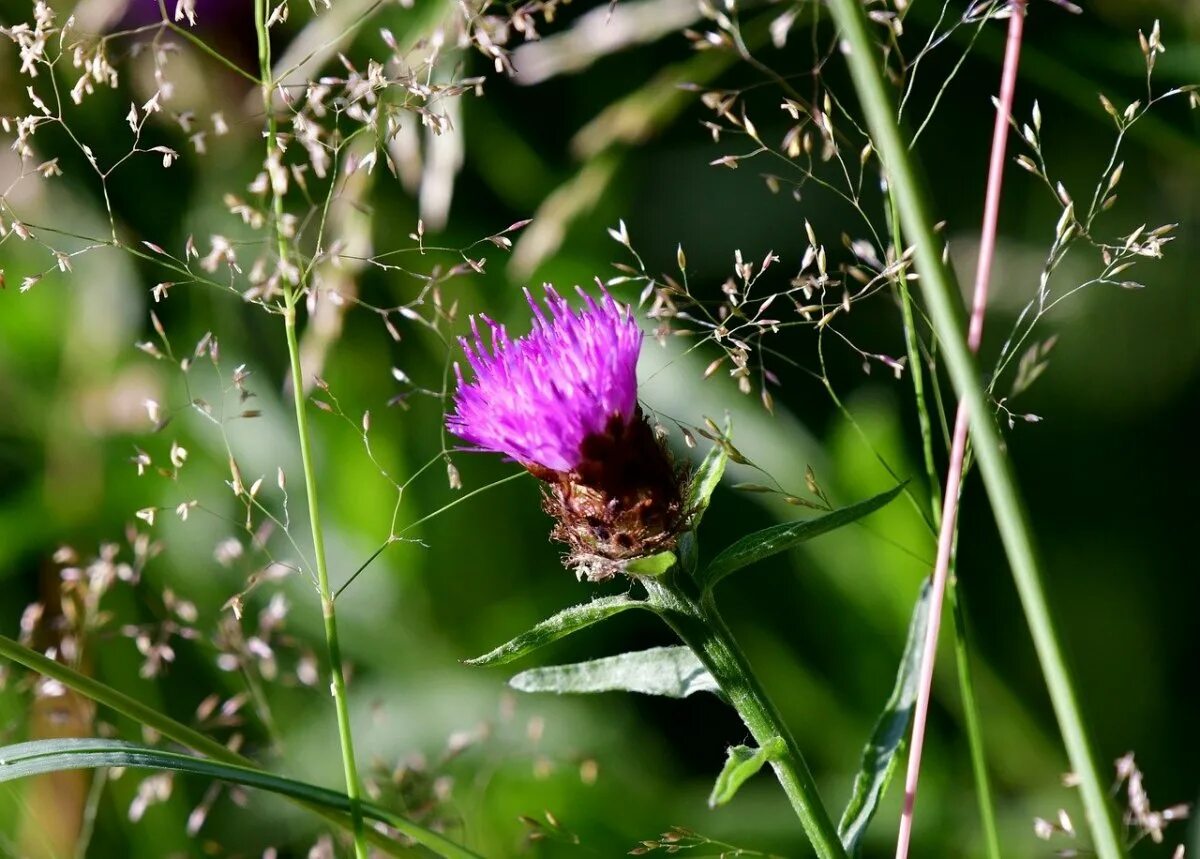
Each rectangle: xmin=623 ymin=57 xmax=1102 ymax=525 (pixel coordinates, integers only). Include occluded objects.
xmin=824 ymin=1 xmax=1124 ymax=856
xmin=644 ymin=577 xmax=848 ymax=859
xmin=254 ymin=1 xmax=368 ymax=855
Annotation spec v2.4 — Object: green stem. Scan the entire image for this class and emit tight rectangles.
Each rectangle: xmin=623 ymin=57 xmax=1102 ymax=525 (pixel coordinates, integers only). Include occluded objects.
xmin=283 ymin=307 xmax=368 ymax=858
xmin=886 ymin=190 xmax=941 ymax=523
xmin=825 ymin=3 xmax=1124 ymax=857
xmin=949 ymin=579 xmax=1002 ymax=859
xmin=644 ymin=576 xmax=847 ymax=859
xmin=166 ymin=21 xmax=261 ymax=84
xmin=73 ymin=750 xmax=107 ymax=859
xmin=253 ymin=0 xmax=293 ymax=273
xmin=888 ymin=188 xmax=1000 ymax=858
xmin=253 ymin=0 xmax=368 ymax=855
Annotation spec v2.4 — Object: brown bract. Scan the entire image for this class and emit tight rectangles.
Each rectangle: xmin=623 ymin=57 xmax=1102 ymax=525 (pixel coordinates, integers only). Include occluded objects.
xmin=528 ymin=410 xmax=686 ymax=581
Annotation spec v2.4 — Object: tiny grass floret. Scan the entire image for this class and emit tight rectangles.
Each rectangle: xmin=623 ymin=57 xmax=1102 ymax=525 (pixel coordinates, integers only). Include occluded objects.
xmin=448 ymin=285 xmax=684 ymax=580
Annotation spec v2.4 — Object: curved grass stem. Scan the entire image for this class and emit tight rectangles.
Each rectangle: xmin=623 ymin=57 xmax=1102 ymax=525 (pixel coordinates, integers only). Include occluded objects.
xmin=254 ymin=1 xmax=368 ymax=855
xmin=823 ymin=2 xmax=1125 ymax=857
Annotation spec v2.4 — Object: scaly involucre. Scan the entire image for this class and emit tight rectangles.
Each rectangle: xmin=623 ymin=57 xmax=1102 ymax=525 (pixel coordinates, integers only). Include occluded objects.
xmin=447 ymin=286 xmax=642 ymax=473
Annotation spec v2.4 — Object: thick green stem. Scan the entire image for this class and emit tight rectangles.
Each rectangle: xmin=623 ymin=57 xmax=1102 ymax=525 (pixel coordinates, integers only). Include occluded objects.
xmin=254 ymin=0 xmax=367 ymax=854
xmin=644 ymin=577 xmax=847 ymax=859
xmin=825 ymin=3 xmax=1123 ymax=857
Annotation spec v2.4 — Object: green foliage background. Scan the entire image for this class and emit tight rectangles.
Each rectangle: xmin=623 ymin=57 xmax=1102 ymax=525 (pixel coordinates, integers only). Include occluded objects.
xmin=0 ymin=0 xmax=1196 ymax=856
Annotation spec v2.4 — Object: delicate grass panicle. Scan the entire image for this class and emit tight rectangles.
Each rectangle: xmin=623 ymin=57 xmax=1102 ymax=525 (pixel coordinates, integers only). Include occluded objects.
xmin=1034 ymin=754 xmax=1191 ymax=857
xmin=0 ymin=0 xmax=1194 ymax=856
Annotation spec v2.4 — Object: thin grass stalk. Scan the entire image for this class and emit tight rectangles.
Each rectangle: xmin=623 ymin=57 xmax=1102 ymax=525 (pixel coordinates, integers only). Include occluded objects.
xmin=822 ymin=2 xmax=1124 ymax=857
xmin=895 ymin=6 xmax=1025 ymax=854
xmin=887 ymin=186 xmax=1000 ymax=857
xmin=887 ymin=192 xmax=941 ymax=523
xmin=949 ymin=578 xmax=1003 ymax=859
xmin=281 ymin=308 xmax=369 ymax=858
xmin=253 ymin=2 xmax=368 ymax=855
xmin=72 ymin=763 xmax=106 ymax=859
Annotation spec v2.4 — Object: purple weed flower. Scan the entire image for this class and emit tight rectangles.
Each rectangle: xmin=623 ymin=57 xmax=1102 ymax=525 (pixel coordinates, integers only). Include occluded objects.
xmin=447 ymin=285 xmax=641 ymax=473
xmin=447 ymin=286 xmax=684 ymax=580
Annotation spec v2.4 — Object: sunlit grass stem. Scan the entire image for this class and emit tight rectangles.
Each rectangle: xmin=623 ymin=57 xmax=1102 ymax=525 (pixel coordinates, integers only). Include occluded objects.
xmin=823 ymin=1 xmax=1124 ymax=857
xmin=281 ymin=306 xmax=369 ymax=858
xmin=254 ymin=1 xmax=368 ymax=855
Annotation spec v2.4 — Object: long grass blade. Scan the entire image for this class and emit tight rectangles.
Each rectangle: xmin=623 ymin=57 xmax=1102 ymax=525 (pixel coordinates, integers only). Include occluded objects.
xmin=0 ymin=738 xmax=480 ymax=859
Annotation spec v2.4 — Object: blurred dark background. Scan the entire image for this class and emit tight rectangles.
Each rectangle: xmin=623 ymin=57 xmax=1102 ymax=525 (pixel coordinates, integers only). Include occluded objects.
xmin=0 ymin=0 xmax=1197 ymax=856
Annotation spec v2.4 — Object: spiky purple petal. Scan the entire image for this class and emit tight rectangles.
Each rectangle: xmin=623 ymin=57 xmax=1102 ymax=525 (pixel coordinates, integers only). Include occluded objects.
xmin=446 ymin=286 xmax=642 ymax=473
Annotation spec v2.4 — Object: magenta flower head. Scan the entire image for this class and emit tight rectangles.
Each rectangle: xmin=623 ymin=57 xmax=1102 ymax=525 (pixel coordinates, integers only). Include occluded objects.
xmin=447 ymin=285 xmax=640 ymax=473
xmin=448 ymin=286 xmax=684 ymax=580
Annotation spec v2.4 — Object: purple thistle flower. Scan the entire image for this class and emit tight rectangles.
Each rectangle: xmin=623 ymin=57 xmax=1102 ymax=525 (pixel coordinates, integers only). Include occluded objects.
xmin=447 ymin=286 xmax=642 ymax=473
xmin=447 ymin=285 xmax=685 ymax=580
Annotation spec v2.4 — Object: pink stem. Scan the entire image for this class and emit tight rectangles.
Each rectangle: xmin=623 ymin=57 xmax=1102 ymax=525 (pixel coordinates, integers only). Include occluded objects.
xmin=894 ymin=3 xmax=1026 ymax=858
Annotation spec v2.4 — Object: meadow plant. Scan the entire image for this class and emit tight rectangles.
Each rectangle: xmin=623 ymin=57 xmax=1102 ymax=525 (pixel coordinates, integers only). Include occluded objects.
xmin=0 ymin=0 xmax=1194 ymax=856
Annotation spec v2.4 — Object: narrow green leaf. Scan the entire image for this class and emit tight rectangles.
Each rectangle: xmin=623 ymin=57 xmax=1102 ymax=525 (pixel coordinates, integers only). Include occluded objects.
xmin=708 ymin=737 xmax=786 ymax=808
xmin=625 ymin=551 xmax=677 ymax=577
xmin=701 ymin=483 xmax=906 ymax=589
xmin=0 ymin=634 xmax=409 ymax=856
xmin=464 ymin=595 xmax=652 ymax=666
xmin=687 ymin=431 xmax=731 ymax=526
xmin=0 ymin=739 xmax=480 ymax=859
xmin=837 ymin=579 xmax=933 ymax=853
xmin=509 ymin=646 xmax=718 ymax=698
xmin=680 ymin=419 xmax=732 ymax=574
xmin=679 ymin=532 xmax=700 ymax=577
